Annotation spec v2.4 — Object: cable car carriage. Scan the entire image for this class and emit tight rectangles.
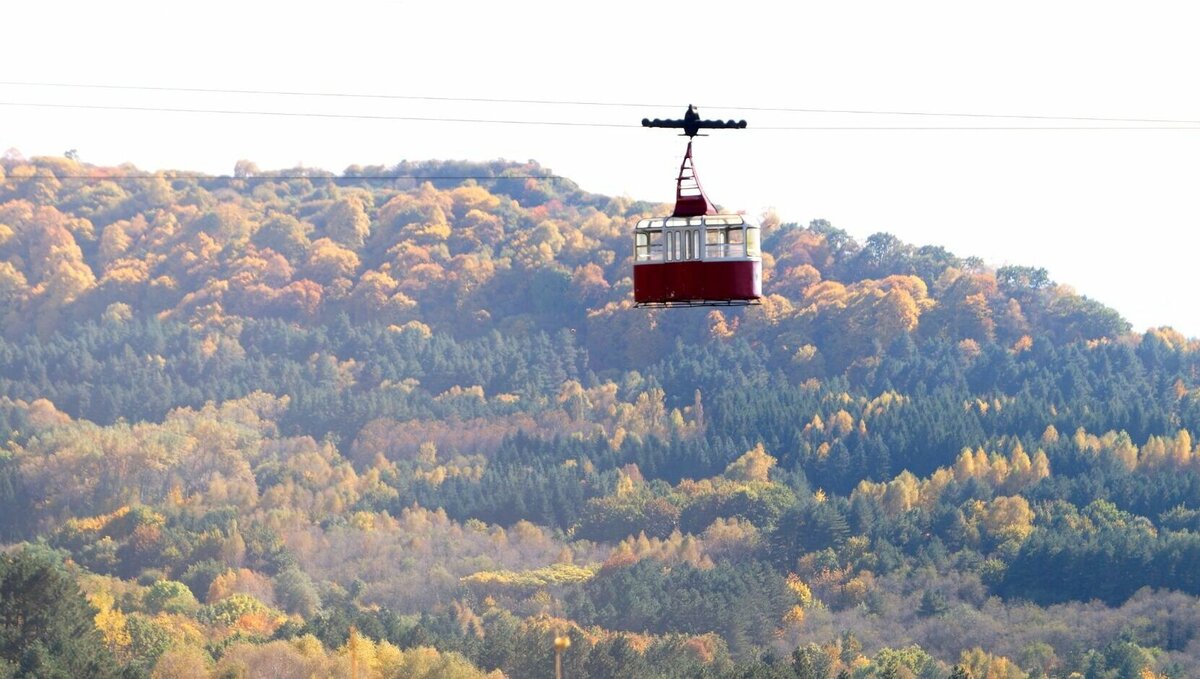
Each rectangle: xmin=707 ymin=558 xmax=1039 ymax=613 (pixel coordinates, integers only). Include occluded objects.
xmin=634 ymin=106 xmax=761 ymax=307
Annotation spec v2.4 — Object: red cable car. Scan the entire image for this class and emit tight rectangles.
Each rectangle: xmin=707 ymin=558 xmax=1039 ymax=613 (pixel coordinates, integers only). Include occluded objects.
xmin=633 ymin=106 xmax=761 ymax=308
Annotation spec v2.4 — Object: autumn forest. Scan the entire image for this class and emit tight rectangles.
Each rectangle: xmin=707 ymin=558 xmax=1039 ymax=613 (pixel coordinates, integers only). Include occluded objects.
xmin=1 ymin=152 xmax=1199 ymax=678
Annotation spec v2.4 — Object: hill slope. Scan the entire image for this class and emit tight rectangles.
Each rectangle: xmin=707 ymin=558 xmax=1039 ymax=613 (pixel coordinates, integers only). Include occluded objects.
xmin=1 ymin=154 xmax=1199 ymax=678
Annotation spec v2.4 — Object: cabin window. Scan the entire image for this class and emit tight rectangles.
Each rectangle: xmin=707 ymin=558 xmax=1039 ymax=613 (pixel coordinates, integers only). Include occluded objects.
xmin=663 ymin=229 xmax=703 ymax=261
xmin=636 ymin=217 xmax=759 ymax=263
xmin=705 ymin=227 xmax=727 ymax=258
xmin=702 ymin=225 xmax=759 ymax=259
xmin=745 ymin=227 xmax=761 ymax=258
xmin=726 ymin=227 xmax=745 ymax=258
xmin=682 ymin=229 xmax=694 ymax=260
xmin=635 ymin=230 xmax=664 ymax=262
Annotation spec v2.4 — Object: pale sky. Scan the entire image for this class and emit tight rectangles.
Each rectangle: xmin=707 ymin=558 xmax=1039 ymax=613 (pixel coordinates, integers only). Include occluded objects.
xmin=5 ymin=1 xmax=1200 ymax=336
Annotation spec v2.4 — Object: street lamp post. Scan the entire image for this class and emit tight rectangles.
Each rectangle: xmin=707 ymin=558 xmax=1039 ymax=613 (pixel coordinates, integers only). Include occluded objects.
xmin=554 ymin=635 xmax=571 ymax=679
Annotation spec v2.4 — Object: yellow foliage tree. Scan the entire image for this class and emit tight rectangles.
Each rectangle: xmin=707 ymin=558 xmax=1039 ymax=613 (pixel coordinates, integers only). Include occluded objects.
xmin=958 ymin=647 xmax=1028 ymax=679
xmin=150 ymin=646 xmax=213 ymax=679
xmin=977 ymin=496 xmax=1035 ymax=544
xmin=89 ymin=590 xmax=132 ymax=661
xmin=724 ymin=443 xmax=776 ymax=483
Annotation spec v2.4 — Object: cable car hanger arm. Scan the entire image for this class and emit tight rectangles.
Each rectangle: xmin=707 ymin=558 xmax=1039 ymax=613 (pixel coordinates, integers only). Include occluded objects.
xmin=642 ymin=105 xmax=748 ymax=138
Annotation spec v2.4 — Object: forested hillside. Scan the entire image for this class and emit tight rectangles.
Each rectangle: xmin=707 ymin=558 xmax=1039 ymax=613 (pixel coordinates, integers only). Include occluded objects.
xmin=1 ymin=152 xmax=1198 ymax=678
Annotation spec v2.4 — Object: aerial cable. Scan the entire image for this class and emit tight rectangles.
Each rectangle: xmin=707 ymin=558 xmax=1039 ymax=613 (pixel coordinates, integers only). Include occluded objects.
xmin=0 ymin=80 xmax=670 ymax=109
xmin=0 ymin=101 xmax=636 ymax=128
xmin=754 ymin=125 xmax=1200 ymax=130
xmin=0 ymin=175 xmax=565 ymax=181
xmin=713 ymin=105 xmax=1200 ymax=125
xmin=1 ymin=101 xmax=1197 ymax=131
xmin=4 ymin=79 xmax=1200 ymax=126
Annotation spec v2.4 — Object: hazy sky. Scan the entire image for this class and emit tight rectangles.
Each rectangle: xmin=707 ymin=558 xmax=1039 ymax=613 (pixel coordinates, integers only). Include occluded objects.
xmin=5 ymin=1 xmax=1200 ymax=336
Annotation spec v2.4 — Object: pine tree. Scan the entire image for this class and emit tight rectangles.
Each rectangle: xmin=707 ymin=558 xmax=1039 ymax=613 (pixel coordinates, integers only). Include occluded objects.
xmin=0 ymin=549 xmax=123 ymax=678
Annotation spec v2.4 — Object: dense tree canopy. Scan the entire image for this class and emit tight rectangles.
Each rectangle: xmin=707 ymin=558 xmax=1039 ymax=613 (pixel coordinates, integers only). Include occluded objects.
xmin=0 ymin=154 xmax=1196 ymax=677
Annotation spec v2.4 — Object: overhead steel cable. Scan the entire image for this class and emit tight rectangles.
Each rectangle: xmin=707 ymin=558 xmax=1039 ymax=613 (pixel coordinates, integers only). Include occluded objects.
xmin=754 ymin=125 xmax=1200 ymax=130
xmin=2 ymin=101 xmax=1198 ymax=131
xmin=0 ymin=175 xmax=566 ymax=181
xmin=0 ymin=101 xmax=637 ymax=128
xmin=4 ymin=79 xmax=1200 ymax=126
xmin=0 ymin=79 xmax=672 ymax=109
xmin=713 ymin=105 xmax=1200 ymax=125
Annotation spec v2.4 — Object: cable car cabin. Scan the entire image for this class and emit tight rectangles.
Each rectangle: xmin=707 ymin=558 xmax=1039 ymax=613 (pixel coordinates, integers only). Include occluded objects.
xmin=633 ymin=214 xmax=762 ymax=306
xmin=631 ymin=112 xmax=760 ymax=308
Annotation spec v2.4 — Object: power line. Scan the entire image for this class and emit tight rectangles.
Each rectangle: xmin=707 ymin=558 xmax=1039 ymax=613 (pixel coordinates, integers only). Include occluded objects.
xmin=5 ymin=79 xmax=1200 ymax=126
xmin=0 ymin=174 xmax=565 ymax=181
xmin=722 ymin=106 xmax=1200 ymax=125
xmin=0 ymin=101 xmax=637 ymax=128
xmin=0 ymin=80 xmax=671 ymax=109
xmin=3 ymin=101 xmax=1198 ymax=131
xmin=756 ymin=125 xmax=1200 ymax=130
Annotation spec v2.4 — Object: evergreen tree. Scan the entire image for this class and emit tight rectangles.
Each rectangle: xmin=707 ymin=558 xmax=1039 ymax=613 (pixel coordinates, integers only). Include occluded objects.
xmin=0 ymin=549 xmax=123 ymax=679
